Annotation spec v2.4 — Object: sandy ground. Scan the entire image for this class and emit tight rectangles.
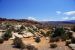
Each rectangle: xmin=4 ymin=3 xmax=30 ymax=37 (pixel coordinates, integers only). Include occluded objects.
xmin=0 ymin=40 xmax=20 ymax=50
xmin=0 ymin=37 xmax=72 ymax=50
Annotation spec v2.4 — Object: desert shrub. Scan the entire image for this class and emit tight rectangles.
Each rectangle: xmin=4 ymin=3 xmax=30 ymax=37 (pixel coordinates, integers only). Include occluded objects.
xmin=28 ymin=28 xmax=34 ymax=34
xmin=16 ymin=29 xmax=20 ymax=32
xmin=61 ymin=33 xmax=67 ymax=41
xmin=61 ymin=33 xmax=72 ymax=41
xmin=20 ymin=25 xmax=25 ymax=30
xmin=13 ymin=37 xmax=25 ymax=49
xmin=49 ymin=38 xmax=55 ymax=42
xmin=46 ymin=31 xmax=51 ymax=37
xmin=71 ymin=26 xmax=75 ymax=32
xmin=26 ymin=44 xmax=38 ymax=50
xmin=66 ymin=32 xmax=73 ymax=40
xmin=35 ymin=37 xmax=41 ymax=43
xmin=65 ymin=41 xmax=71 ymax=46
xmin=50 ymin=43 xmax=57 ymax=48
xmin=53 ymin=28 xmax=65 ymax=37
xmin=6 ymin=24 xmax=11 ymax=28
xmin=2 ymin=29 xmax=12 ymax=40
xmin=40 ymin=31 xmax=46 ymax=37
xmin=61 ymin=37 xmax=66 ymax=41
xmin=54 ymin=37 xmax=59 ymax=42
xmin=0 ymin=37 xmax=4 ymax=44
xmin=51 ymin=27 xmax=71 ymax=41
xmin=71 ymin=37 xmax=75 ymax=43
xmin=18 ymin=32 xmax=24 ymax=35
xmin=61 ymin=31 xmax=72 ymax=41
xmin=33 ymin=26 xmax=38 ymax=32
xmin=20 ymin=25 xmax=25 ymax=33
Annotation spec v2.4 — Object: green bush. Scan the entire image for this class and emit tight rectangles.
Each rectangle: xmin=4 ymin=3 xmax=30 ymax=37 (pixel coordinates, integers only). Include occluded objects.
xmin=53 ymin=28 xmax=65 ymax=37
xmin=2 ymin=29 xmax=12 ymax=40
xmin=50 ymin=43 xmax=57 ymax=48
xmin=0 ymin=37 xmax=4 ymax=44
xmin=51 ymin=27 xmax=71 ymax=41
xmin=13 ymin=37 xmax=25 ymax=49
xmin=35 ymin=37 xmax=41 ymax=43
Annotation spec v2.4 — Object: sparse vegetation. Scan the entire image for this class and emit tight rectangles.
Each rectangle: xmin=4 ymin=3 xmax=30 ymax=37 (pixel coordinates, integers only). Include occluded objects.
xmin=0 ymin=18 xmax=75 ymax=50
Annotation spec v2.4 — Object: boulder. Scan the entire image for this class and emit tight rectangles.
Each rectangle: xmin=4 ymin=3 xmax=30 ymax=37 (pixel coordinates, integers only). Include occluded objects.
xmin=69 ymin=44 xmax=75 ymax=50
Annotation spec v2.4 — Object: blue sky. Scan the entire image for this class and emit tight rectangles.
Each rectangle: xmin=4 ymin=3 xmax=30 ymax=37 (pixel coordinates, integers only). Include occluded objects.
xmin=0 ymin=0 xmax=75 ymax=21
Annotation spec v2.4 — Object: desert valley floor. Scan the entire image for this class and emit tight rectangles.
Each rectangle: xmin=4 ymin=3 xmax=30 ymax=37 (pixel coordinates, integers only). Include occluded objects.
xmin=0 ymin=37 xmax=72 ymax=50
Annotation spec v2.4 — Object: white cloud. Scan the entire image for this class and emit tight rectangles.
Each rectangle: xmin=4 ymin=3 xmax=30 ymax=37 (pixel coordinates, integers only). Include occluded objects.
xmin=62 ymin=17 xmax=69 ymax=20
xmin=42 ymin=19 xmax=50 ymax=21
xmin=62 ymin=16 xmax=75 ymax=20
xmin=56 ymin=11 xmax=61 ymax=15
xmin=64 ymin=11 xmax=75 ymax=16
xmin=27 ymin=17 xmax=37 ymax=21
xmin=71 ymin=17 xmax=75 ymax=20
